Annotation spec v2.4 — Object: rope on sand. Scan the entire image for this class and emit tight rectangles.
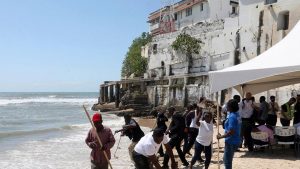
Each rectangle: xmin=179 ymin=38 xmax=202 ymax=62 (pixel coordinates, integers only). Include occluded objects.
xmin=113 ymin=135 xmax=122 ymax=158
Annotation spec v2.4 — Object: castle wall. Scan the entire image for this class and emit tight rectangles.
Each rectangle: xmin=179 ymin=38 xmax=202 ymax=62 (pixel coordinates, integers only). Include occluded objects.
xmin=141 ymin=0 xmax=300 ymax=107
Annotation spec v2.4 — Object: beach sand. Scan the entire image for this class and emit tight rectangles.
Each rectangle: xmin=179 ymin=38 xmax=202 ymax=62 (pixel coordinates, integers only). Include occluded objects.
xmin=137 ymin=118 xmax=300 ymax=169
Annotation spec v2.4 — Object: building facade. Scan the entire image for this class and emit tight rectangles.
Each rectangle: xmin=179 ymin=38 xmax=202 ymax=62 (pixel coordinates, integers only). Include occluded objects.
xmin=142 ymin=0 xmax=300 ymax=107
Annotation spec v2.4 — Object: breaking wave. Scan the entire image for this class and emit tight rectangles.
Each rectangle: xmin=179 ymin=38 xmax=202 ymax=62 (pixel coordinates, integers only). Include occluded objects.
xmin=0 ymin=124 xmax=89 ymax=139
xmin=0 ymin=97 xmax=97 ymax=106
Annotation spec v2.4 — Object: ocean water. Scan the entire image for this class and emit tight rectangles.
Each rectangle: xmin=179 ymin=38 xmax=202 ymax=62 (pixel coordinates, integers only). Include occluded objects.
xmin=0 ymin=92 xmax=136 ymax=169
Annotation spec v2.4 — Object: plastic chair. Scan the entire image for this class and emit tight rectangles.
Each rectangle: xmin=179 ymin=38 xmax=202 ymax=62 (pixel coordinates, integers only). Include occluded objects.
xmin=251 ymin=131 xmax=272 ymax=151
xmin=275 ymin=126 xmax=296 ymax=155
xmin=275 ymin=126 xmax=295 ymax=144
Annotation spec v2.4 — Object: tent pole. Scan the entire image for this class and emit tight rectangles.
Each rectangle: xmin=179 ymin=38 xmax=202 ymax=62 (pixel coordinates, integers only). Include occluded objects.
xmin=216 ymin=92 xmax=220 ymax=169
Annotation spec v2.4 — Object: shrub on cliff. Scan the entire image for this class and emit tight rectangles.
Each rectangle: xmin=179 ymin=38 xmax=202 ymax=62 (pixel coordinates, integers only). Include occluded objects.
xmin=171 ymin=33 xmax=202 ymax=68
xmin=121 ymin=32 xmax=152 ymax=78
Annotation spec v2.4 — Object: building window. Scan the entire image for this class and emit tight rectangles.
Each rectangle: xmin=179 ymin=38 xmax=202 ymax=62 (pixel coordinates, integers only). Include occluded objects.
xmin=152 ymin=18 xmax=159 ymax=25
xmin=265 ymin=0 xmax=277 ymax=5
xmin=230 ymin=1 xmax=239 ymax=16
xmin=186 ymin=7 xmax=192 ymax=17
xmin=232 ymin=6 xmax=236 ymax=14
xmin=278 ymin=11 xmax=289 ymax=30
xmin=200 ymin=3 xmax=204 ymax=11
xmin=156 ymin=18 xmax=160 ymax=23
xmin=174 ymin=13 xmax=178 ymax=21
xmin=153 ymin=44 xmax=158 ymax=54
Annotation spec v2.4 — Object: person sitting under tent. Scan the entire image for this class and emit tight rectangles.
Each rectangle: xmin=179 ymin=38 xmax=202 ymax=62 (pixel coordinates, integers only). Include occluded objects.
xmin=252 ymin=120 xmax=275 ymax=145
xmin=85 ymin=113 xmax=116 ymax=169
xmin=133 ymin=128 xmax=177 ymax=169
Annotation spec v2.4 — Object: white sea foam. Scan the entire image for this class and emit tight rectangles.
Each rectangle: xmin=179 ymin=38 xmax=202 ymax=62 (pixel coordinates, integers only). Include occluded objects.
xmin=0 ymin=97 xmax=97 ymax=106
xmin=0 ymin=124 xmax=90 ymax=139
xmin=0 ymin=116 xmax=140 ymax=169
xmin=48 ymin=95 xmax=57 ymax=98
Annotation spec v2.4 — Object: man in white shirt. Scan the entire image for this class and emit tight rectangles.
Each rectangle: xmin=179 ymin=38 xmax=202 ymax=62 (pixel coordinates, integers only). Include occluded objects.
xmin=239 ymin=92 xmax=256 ymax=151
xmin=189 ymin=112 xmax=214 ymax=169
xmin=133 ymin=128 xmax=177 ymax=169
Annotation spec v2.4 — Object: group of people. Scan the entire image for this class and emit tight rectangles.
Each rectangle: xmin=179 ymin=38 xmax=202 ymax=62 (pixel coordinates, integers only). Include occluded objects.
xmin=222 ymin=93 xmax=300 ymax=152
xmin=129 ymin=104 xmax=215 ymax=169
xmin=84 ymin=102 xmax=218 ymax=169
xmin=84 ymin=93 xmax=300 ymax=169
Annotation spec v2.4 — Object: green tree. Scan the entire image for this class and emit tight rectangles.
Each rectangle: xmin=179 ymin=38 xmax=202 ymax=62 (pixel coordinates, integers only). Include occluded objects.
xmin=121 ymin=32 xmax=152 ymax=78
xmin=171 ymin=33 xmax=202 ymax=69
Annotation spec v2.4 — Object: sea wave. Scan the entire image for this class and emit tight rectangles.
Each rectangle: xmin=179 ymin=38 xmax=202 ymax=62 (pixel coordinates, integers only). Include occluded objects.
xmin=0 ymin=124 xmax=89 ymax=139
xmin=0 ymin=97 xmax=97 ymax=106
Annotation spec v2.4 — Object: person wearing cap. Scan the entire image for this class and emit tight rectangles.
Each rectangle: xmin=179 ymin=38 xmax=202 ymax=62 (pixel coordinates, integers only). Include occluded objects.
xmin=85 ymin=113 xmax=116 ymax=169
xmin=133 ymin=128 xmax=177 ymax=169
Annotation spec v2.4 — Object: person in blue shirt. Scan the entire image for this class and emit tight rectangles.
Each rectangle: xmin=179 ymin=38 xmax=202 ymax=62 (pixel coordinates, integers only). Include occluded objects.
xmin=217 ymin=99 xmax=241 ymax=169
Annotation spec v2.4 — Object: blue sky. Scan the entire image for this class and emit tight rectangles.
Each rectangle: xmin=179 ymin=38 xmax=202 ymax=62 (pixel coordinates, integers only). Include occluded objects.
xmin=0 ymin=0 xmax=161 ymax=92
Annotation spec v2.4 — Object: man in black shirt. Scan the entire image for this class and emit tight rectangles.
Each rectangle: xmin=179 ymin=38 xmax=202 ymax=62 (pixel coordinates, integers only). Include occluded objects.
xmin=183 ymin=104 xmax=202 ymax=156
xmin=163 ymin=107 xmax=189 ymax=168
xmin=117 ymin=114 xmax=145 ymax=163
xmin=156 ymin=110 xmax=168 ymax=157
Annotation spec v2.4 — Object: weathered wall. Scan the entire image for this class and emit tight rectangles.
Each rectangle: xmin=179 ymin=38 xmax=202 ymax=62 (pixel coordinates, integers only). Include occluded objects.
xmin=156 ymin=86 xmax=169 ymax=106
xmin=169 ymin=87 xmax=185 ymax=107
xmin=175 ymin=2 xmax=210 ymax=30
xmin=143 ymin=0 xmax=300 ymax=108
xmin=146 ymin=86 xmax=156 ymax=106
xmin=147 ymin=19 xmax=237 ymax=73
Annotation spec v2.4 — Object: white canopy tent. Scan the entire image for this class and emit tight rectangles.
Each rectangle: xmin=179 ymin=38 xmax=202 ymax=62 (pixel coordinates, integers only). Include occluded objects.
xmin=209 ymin=21 xmax=300 ymax=95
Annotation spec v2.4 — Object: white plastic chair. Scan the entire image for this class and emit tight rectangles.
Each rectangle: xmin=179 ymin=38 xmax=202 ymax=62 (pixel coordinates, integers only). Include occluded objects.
xmin=274 ymin=126 xmax=295 ymax=145
xmin=251 ymin=131 xmax=272 ymax=151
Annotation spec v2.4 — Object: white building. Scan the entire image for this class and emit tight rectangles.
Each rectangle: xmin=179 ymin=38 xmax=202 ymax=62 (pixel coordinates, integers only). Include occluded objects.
xmin=142 ymin=0 xmax=300 ymax=107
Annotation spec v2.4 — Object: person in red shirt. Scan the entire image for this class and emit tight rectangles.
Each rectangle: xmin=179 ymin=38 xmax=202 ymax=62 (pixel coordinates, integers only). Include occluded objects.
xmin=85 ymin=113 xmax=116 ymax=169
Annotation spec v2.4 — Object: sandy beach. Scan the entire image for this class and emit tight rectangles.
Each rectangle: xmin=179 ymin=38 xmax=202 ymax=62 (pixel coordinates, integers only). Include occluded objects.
xmin=137 ymin=118 xmax=300 ymax=169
